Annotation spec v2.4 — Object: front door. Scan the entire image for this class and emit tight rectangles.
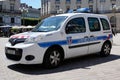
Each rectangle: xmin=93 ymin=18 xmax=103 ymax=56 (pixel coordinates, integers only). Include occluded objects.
xmin=65 ymin=17 xmax=89 ymax=58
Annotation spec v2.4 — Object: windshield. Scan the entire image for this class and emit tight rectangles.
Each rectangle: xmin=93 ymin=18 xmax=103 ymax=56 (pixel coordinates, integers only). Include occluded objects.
xmin=32 ymin=16 xmax=67 ymax=32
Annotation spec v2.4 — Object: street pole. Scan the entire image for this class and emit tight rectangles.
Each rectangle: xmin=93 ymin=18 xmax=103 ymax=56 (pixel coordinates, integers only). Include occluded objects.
xmin=22 ymin=12 xmax=25 ymax=26
xmin=19 ymin=7 xmax=28 ymax=26
xmin=96 ymin=0 xmax=98 ymax=13
xmin=114 ymin=10 xmax=116 ymax=30
xmin=112 ymin=5 xmax=117 ymax=33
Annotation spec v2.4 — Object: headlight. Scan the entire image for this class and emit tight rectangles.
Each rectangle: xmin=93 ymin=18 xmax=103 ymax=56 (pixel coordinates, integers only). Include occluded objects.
xmin=24 ymin=37 xmax=38 ymax=43
xmin=24 ymin=35 xmax=44 ymax=44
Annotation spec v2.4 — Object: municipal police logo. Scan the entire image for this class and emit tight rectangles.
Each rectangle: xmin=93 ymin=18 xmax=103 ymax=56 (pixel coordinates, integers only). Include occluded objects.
xmin=67 ymin=37 xmax=72 ymax=45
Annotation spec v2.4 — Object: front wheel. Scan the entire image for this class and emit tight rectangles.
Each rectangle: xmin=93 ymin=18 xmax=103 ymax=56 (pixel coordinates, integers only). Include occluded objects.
xmin=43 ymin=48 xmax=63 ymax=68
xmin=100 ymin=42 xmax=111 ymax=57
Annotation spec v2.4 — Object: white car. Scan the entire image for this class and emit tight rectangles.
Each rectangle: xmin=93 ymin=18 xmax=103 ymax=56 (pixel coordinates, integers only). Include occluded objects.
xmin=5 ymin=13 xmax=113 ymax=68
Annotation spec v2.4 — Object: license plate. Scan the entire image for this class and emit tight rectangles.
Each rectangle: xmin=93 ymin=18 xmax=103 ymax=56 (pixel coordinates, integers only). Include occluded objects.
xmin=7 ymin=49 xmax=15 ymax=55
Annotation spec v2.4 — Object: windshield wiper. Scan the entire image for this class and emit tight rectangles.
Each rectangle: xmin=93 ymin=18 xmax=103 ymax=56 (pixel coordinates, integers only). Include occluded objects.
xmin=32 ymin=30 xmax=48 ymax=32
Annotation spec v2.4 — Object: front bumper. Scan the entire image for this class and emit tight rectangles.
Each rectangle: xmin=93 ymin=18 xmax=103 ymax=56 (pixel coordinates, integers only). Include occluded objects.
xmin=5 ymin=47 xmax=22 ymax=61
xmin=5 ymin=42 xmax=46 ymax=65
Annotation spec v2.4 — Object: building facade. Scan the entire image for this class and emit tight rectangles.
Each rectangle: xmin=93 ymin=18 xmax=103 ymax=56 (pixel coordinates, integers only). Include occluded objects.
xmin=0 ymin=0 xmax=21 ymax=26
xmin=41 ymin=0 xmax=120 ymax=15
xmin=41 ymin=0 xmax=120 ymax=31
xmin=20 ymin=3 xmax=40 ymax=19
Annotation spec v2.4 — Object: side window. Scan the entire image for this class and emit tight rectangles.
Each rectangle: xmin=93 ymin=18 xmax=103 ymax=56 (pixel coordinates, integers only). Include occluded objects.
xmin=100 ymin=18 xmax=110 ymax=30
xmin=88 ymin=17 xmax=101 ymax=32
xmin=66 ymin=17 xmax=86 ymax=34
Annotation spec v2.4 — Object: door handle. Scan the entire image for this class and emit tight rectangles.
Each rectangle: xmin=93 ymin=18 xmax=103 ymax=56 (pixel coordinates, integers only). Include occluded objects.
xmin=90 ymin=35 xmax=94 ymax=37
xmin=84 ymin=36 xmax=89 ymax=38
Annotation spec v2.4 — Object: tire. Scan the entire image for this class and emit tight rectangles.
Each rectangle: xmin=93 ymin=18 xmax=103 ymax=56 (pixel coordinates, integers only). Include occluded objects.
xmin=100 ymin=42 xmax=111 ymax=57
xmin=43 ymin=47 xmax=63 ymax=68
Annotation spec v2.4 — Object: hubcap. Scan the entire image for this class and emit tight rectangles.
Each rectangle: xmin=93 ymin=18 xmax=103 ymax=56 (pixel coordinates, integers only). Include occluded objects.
xmin=104 ymin=44 xmax=110 ymax=54
xmin=50 ymin=51 xmax=61 ymax=66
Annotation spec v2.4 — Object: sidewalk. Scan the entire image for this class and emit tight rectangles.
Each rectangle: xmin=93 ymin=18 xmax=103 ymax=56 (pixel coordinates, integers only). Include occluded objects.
xmin=113 ymin=33 xmax=120 ymax=46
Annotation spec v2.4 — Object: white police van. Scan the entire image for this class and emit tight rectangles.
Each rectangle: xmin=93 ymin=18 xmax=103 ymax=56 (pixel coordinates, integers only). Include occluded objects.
xmin=5 ymin=13 xmax=113 ymax=68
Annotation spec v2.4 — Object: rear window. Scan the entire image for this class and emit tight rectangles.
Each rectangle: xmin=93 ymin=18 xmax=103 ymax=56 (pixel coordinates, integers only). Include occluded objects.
xmin=88 ymin=17 xmax=101 ymax=32
xmin=100 ymin=18 xmax=110 ymax=30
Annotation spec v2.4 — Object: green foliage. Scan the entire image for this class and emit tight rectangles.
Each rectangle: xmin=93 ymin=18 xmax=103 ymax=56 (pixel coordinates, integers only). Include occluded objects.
xmin=11 ymin=28 xmax=18 ymax=33
xmin=21 ymin=18 xmax=41 ymax=26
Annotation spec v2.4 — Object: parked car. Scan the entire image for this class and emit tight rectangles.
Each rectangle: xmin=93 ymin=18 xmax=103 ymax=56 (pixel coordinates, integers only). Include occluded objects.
xmin=0 ymin=25 xmax=12 ymax=37
xmin=5 ymin=13 xmax=113 ymax=68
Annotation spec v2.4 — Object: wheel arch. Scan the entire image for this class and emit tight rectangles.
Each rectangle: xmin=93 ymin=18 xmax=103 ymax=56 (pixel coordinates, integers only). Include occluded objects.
xmin=43 ymin=44 xmax=65 ymax=61
xmin=100 ymin=40 xmax=112 ymax=57
xmin=103 ymin=40 xmax=112 ymax=48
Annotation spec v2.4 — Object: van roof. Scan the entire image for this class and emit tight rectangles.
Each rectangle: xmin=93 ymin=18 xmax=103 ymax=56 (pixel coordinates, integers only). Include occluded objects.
xmin=55 ymin=13 xmax=107 ymax=18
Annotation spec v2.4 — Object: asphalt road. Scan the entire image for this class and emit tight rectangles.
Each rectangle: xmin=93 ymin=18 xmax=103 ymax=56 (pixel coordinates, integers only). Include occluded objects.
xmin=0 ymin=35 xmax=120 ymax=80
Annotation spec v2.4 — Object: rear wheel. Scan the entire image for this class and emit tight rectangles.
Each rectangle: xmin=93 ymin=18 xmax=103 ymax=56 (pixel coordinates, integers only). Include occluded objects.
xmin=43 ymin=48 xmax=63 ymax=68
xmin=100 ymin=42 xmax=111 ymax=57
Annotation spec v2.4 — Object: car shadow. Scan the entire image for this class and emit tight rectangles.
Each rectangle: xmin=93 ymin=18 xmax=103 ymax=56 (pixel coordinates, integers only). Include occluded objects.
xmin=8 ymin=54 xmax=120 ymax=75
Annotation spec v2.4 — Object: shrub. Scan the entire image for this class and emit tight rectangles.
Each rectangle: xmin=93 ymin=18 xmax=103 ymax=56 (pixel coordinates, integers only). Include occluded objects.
xmin=21 ymin=18 xmax=41 ymax=26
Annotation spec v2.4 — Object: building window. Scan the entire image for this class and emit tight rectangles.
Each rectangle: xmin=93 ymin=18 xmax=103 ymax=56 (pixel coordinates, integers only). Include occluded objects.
xmin=77 ymin=0 xmax=81 ymax=1
xmin=100 ymin=0 xmax=106 ymax=2
xmin=0 ymin=5 xmax=2 ymax=11
xmin=77 ymin=5 xmax=81 ymax=9
xmin=56 ymin=0 xmax=60 ymax=1
xmin=11 ymin=18 xmax=15 ymax=23
xmin=56 ymin=5 xmax=60 ymax=10
xmin=111 ymin=0 xmax=116 ymax=4
xmin=111 ymin=0 xmax=116 ymax=2
xmin=10 ymin=4 xmax=14 ymax=11
xmin=76 ymin=0 xmax=82 ymax=4
xmin=9 ymin=0 xmax=15 ymax=1
xmin=66 ymin=0 xmax=71 ymax=4
xmin=66 ymin=0 xmax=71 ymax=1
xmin=111 ymin=3 xmax=116 ymax=8
xmin=77 ymin=0 xmax=81 ymax=2
xmin=89 ymin=0 xmax=93 ymax=1
xmin=88 ymin=0 xmax=93 ymax=3
xmin=9 ymin=0 xmax=15 ymax=4
xmin=55 ymin=0 xmax=60 ymax=4
xmin=0 ymin=17 xmax=3 ymax=23
xmin=89 ymin=5 xmax=93 ymax=12
xmin=66 ymin=6 xmax=70 ymax=12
